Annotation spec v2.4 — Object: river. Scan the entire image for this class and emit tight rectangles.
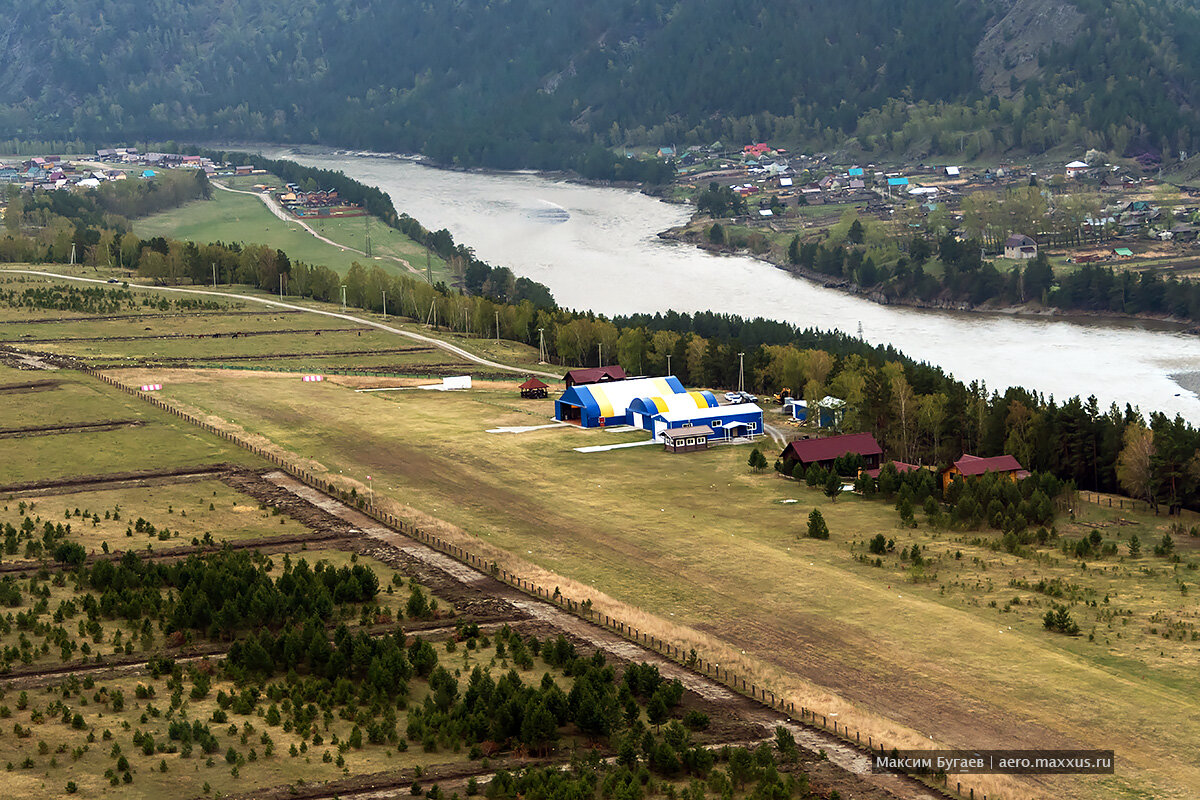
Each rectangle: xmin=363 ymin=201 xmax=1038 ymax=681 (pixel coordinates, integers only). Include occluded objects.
xmin=263 ymin=147 xmax=1200 ymax=421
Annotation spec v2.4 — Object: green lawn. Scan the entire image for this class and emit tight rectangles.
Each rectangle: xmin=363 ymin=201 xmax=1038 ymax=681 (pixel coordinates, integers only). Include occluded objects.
xmin=135 ymin=182 xmax=451 ymax=283
xmin=0 ymin=365 xmax=261 ymax=486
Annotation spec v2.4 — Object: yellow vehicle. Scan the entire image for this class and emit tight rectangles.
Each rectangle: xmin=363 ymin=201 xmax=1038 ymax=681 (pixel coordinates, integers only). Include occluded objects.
xmin=774 ymin=388 xmax=792 ymax=404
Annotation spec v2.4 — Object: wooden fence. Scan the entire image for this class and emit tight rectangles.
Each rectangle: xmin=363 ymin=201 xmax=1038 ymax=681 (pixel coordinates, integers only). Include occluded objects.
xmin=90 ymin=368 xmax=987 ymax=800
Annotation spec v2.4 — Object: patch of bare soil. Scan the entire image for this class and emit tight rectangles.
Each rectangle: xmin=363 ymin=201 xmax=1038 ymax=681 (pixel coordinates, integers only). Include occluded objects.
xmin=0 ymin=463 xmax=233 ymax=496
xmin=0 ymin=419 xmax=145 ymax=438
xmin=0 ymin=378 xmax=62 ymax=393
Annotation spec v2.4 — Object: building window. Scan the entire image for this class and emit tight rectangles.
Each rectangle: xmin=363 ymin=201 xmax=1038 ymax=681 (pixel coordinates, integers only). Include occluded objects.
xmin=712 ymin=420 xmax=722 ymax=426
xmin=749 ymin=422 xmax=757 ymax=431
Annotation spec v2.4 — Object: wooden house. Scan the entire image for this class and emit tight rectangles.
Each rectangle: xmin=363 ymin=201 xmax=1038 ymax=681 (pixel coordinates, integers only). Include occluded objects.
xmin=780 ymin=433 xmax=882 ymax=474
xmin=941 ymin=454 xmax=1029 ymax=491
xmin=563 ymin=365 xmax=626 ymax=389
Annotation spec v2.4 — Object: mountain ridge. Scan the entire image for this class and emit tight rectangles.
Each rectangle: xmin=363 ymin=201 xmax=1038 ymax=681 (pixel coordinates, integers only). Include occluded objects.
xmin=2 ymin=1 xmax=1200 ymax=171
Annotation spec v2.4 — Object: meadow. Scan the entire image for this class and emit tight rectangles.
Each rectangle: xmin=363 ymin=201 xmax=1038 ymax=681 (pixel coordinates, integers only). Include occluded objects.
xmin=134 ymin=178 xmax=452 ymax=284
xmin=106 ymin=366 xmax=1200 ymax=800
xmin=0 ymin=364 xmax=260 ymax=487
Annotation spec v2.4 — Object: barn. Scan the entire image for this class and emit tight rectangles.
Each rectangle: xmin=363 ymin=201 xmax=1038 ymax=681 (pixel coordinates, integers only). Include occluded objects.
xmin=555 ymin=376 xmax=687 ymax=428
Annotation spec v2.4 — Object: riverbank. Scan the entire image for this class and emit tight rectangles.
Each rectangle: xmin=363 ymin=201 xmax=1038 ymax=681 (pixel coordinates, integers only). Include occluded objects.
xmin=657 ymin=225 xmax=1196 ymax=333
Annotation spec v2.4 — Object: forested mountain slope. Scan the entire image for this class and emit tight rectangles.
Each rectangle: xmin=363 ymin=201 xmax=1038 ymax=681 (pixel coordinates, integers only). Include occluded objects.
xmin=3 ymin=0 xmax=1200 ymax=170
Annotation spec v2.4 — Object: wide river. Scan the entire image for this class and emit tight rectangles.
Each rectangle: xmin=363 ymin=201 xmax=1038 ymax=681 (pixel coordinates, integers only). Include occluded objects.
xmin=267 ymin=148 xmax=1200 ymax=421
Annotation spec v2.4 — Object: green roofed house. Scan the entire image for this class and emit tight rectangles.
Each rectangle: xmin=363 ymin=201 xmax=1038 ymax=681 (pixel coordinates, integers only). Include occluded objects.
xmin=1113 ymin=247 xmax=1134 ymax=258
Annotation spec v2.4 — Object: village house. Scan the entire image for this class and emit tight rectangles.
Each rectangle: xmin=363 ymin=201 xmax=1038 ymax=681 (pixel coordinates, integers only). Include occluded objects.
xmin=1004 ymin=234 xmax=1038 ymax=260
xmin=1065 ymin=160 xmax=1090 ymax=179
xmin=941 ymin=454 xmax=1029 ymax=491
xmin=779 ymin=432 xmax=883 ymax=474
xmin=562 ymin=365 xmax=627 ymax=390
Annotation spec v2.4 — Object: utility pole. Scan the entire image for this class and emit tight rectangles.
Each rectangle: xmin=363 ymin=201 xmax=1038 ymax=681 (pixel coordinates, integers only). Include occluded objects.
xmin=382 ymin=290 xmax=387 ymax=319
xmin=738 ymin=352 xmax=745 ymax=393
xmin=495 ymin=310 xmax=500 ymax=343
xmin=537 ymin=328 xmax=546 ymax=364
xmin=69 ymin=243 xmax=76 ymax=266
xmin=340 ymin=285 xmax=346 ymax=312
xmin=278 ymin=274 xmax=283 ymax=300
xmin=666 ymin=354 xmax=672 ymax=376
xmin=212 ymin=263 xmax=217 ymax=288
xmin=598 ymin=342 xmax=603 ymax=367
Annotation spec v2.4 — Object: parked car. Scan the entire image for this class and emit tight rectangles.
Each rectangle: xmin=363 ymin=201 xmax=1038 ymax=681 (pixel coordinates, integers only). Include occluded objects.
xmin=724 ymin=392 xmax=743 ymax=403
xmin=739 ymin=392 xmax=758 ymax=403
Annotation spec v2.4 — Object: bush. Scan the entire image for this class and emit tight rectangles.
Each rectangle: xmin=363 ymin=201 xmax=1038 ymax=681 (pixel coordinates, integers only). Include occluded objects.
xmin=806 ymin=509 xmax=829 ymax=540
xmin=1042 ymin=604 xmax=1080 ymax=635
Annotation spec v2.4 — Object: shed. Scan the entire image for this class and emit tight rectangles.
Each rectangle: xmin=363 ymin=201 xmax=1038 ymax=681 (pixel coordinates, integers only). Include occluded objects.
xmin=563 ymin=365 xmax=627 ymax=389
xmin=663 ymin=426 xmax=714 ymax=454
xmin=780 ymin=433 xmax=882 ymax=473
xmin=519 ymin=377 xmax=549 ymax=399
xmin=789 ymin=396 xmax=845 ymax=428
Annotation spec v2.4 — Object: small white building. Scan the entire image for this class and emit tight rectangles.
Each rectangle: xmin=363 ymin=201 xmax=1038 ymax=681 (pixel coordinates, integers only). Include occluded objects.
xmin=1004 ymin=234 xmax=1038 ymax=260
xmin=1065 ymin=160 xmax=1090 ymax=179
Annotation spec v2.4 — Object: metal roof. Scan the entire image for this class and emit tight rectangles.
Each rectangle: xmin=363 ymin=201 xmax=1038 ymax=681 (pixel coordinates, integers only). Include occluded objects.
xmin=663 ymin=426 xmax=714 ymax=440
xmin=952 ymin=454 xmax=1025 ymax=476
xmin=654 ymin=402 xmax=762 ymax=424
xmin=781 ymin=433 xmax=882 ymax=463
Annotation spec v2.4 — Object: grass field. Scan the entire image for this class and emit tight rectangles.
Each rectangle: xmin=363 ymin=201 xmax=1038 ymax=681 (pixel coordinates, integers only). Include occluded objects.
xmin=134 ymin=179 xmax=452 ymax=284
xmin=0 ymin=480 xmax=316 ymax=557
xmin=6 ymin=273 xmax=1195 ymax=798
xmin=0 ymin=273 xmax=557 ymax=381
xmin=108 ymin=368 xmax=1200 ymax=800
xmin=0 ymin=365 xmax=261 ymax=486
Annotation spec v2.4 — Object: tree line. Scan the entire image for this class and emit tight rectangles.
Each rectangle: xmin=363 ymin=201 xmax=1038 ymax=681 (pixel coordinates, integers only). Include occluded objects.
xmin=791 ymin=229 xmax=1200 ymax=323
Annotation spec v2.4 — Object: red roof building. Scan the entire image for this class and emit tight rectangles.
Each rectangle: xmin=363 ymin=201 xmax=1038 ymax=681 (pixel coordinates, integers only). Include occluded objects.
xmin=865 ymin=460 xmax=923 ymax=479
xmin=563 ymin=366 xmax=627 ymax=389
xmin=519 ymin=377 xmax=549 ymax=399
xmin=780 ymin=433 xmax=883 ymax=472
xmin=942 ymin=454 xmax=1030 ymax=490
